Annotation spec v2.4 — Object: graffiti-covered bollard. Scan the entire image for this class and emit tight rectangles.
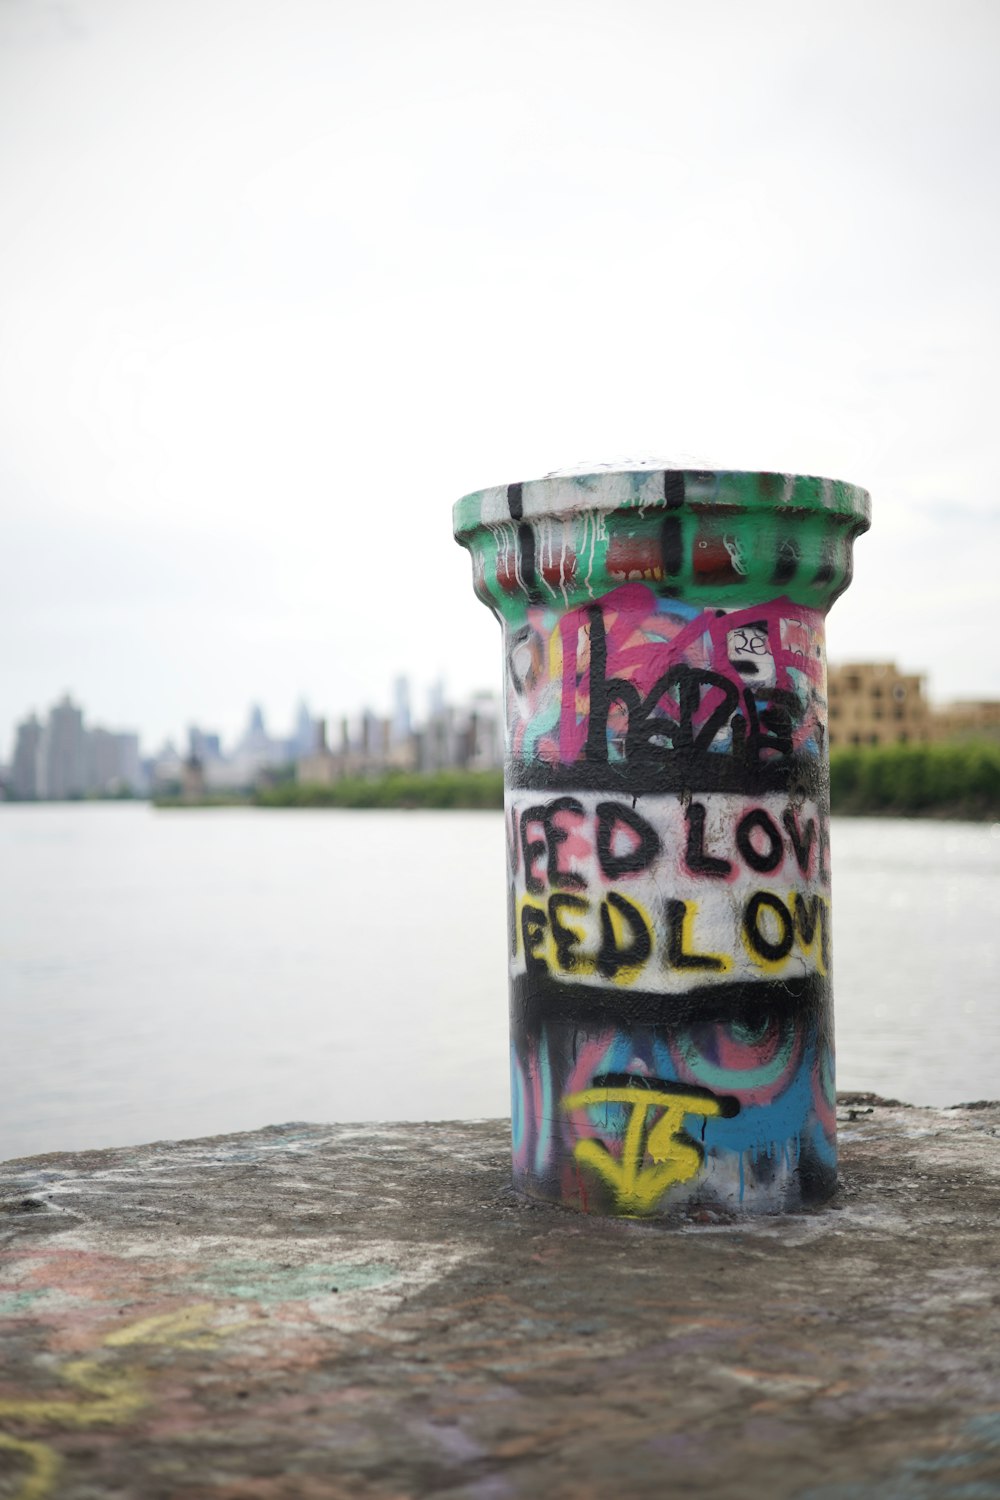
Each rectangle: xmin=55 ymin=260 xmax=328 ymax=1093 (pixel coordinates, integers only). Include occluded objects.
xmin=454 ymin=466 xmax=870 ymax=1217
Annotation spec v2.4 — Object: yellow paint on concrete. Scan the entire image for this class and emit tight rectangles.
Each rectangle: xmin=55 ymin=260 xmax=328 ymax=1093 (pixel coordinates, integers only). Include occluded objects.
xmin=0 ymin=1300 xmax=253 ymax=1496
xmin=103 ymin=1301 xmax=249 ymax=1350
xmin=0 ymin=1358 xmax=146 ymax=1426
xmin=0 ymin=1434 xmax=61 ymax=1500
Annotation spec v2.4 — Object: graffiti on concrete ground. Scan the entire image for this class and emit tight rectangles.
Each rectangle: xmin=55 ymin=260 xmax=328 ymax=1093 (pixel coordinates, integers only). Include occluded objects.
xmin=0 ymin=1302 xmax=249 ymax=1500
xmin=0 ymin=1247 xmax=409 ymax=1500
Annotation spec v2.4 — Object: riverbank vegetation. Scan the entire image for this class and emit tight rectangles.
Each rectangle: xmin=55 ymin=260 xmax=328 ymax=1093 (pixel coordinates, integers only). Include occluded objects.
xmin=155 ymin=743 xmax=1000 ymax=819
xmin=829 ymin=741 xmax=1000 ymax=819
xmin=255 ymin=768 xmax=505 ymax=810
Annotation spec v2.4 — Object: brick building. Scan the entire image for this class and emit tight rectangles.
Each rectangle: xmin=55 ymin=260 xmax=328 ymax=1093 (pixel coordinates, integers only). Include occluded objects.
xmin=826 ymin=663 xmax=930 ymax=749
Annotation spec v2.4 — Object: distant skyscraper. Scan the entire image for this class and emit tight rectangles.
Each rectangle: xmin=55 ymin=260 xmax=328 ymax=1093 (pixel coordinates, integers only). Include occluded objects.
xmin=113 ymin=732 xmax=142 ymax=791
xmin=9 ymin=714 xmax=42 ymax=799
xmin=392 ymin=676 xmax=412 ymax=745
xmin=239 ymin=704 xmax=270 ymax=755
xmin=37 ymin=695 xmax=87 ymax=800
xmin=86 ymin=728 xmax=117 ymax=793
xmin=86 ymin=728 xmax=143 ymax=794
xmin=361 ymin=708 xmax=379 ymax=757
xmin=188 ymin=726 xmax=222 ymax=762
xmin=428 ymin=678 xmax=446 ymax=718
xmin=291 ymin=700 xmax=318 ymax=757
xmin=149 ymin=739 xmax=184 ymax=790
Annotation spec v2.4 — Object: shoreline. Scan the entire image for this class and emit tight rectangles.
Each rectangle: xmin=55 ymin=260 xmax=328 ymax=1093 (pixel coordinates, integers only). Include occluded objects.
xmin=4 ymin=740 xmax=999 ymax=820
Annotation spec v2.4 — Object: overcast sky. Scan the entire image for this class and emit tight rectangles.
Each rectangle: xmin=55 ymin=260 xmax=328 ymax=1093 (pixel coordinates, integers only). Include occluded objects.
xmin=2 ymin=0 xmax=998 ymax=753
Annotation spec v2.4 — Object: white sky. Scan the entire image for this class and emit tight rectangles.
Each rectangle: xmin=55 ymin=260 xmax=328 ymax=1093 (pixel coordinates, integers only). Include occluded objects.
xmin=2 ymin=0 xmax=998 ymax=753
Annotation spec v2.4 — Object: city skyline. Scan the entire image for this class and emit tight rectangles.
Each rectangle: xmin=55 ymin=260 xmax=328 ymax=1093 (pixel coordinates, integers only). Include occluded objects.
xmin=5 ymin=639 xmax=993 ymax=767
xmin=2 ymin=675 xmax=506 ymax=798
xmin=7 ymin=646 xmax=999 ymax=799
xmin=2 ymin=672 xmax=491 ymax=765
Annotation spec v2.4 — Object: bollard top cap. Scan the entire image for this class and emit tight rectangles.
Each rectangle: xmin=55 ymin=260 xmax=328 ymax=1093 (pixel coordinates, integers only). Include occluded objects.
xmin=453 ymin=464 xmax=870 ymax=617
xmin=453 ymin=465 xmax=871 ymax=539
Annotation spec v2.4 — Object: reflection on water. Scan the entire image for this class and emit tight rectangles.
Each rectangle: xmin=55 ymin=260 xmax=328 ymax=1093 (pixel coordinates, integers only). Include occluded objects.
xmin=1 ymin=804 xmax=998 ymax=1160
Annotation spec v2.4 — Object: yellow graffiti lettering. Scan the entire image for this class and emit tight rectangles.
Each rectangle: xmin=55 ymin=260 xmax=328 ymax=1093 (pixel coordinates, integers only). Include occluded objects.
xmin=517 ymin=892 xmax=655 ymax=984
xmin=0 ymin=1435 xmax=60 ymax=1500
xmin=562 ymin=1086 xmax=727 ymax=1214
xmin=790 ymin=892 xmax=830 ymax=976
xmin=742 ymin=889 xmax=829 ymax=974
xmin=103 ymin=1301 xmax=245 ymax=1351
xmin=0 ymin=1360 xmax=145 ymax=1427
xmin=0 ymin=1301 xmax=252 ymax=1498
xmin=666 ymin=898 xmax=732 ymax=975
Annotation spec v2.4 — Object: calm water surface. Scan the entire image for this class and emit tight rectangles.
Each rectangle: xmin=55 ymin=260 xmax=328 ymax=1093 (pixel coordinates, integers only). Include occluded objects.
xmin=2 ymin=804 xmax=998 ymax=1160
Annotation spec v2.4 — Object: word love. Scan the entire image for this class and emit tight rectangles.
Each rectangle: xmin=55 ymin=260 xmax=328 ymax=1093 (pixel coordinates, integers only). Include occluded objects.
xmin=508 ymin=795 xmax=830 ymax=893
xmin=517 ymin=885 xmax=830 ymax=984
xmin=507 ymin=790 xmax=831 ymax=991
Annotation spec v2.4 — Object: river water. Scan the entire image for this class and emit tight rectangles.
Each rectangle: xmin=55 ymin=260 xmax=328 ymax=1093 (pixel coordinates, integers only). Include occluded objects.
xmin=1 ymin=804 xmax=998 ymax=1161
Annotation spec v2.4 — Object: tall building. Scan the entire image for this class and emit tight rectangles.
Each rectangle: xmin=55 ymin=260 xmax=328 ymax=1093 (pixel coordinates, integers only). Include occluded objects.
xmin=239 ymin=704 xmax=270 ymax=755
xmin=149 ymin=740 xmax=187 ymax=793
xmin=86 ymin=728 xmax=142 ymax=795
xmin=8 ymin=697 xmax=146 ymax=799
xmin=9 ymin=714 xmax=42 ymax=799
xmin=296 ymin=718 xmax=340 ymax=785
xmin=360 ymin=708 xmax=381 ymax=758
xmin=464 ymin=691 xmax=504 ymax=769
xmin=112 ymin=732 xmax=142 ymax=792
xmin=428 ymin=678 xmax=446 ymax=718
xmin=290 ymin=700 xmax=319 ymax=758
xmin=392 ymin=676 xmax=412 ymax=745
xmin=421 ymin=701 xmax=457 ymax=772
xmin=827 ymin=663 xmax=930 ymax=749
xmin=37 ymin=694 xmax=87 ymax=799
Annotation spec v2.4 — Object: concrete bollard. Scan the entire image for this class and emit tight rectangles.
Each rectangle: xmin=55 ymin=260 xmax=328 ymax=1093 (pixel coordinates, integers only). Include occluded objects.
xmin=454 ymin=465 xmax=870 ymax=1217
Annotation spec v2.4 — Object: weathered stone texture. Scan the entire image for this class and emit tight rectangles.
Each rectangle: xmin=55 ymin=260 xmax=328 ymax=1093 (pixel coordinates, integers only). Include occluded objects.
xmin=1 ymin=1098 xmax=998 ymax=1498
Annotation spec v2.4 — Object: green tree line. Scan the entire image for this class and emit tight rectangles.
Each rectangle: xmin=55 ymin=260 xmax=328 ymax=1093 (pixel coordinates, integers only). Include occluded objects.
xmin=255 ymin=768 xmax=505 ymax=810
xmin=163 ymin=743 xmax=1000 ymax=818
xmin=829 ymin=740 xmax=1000 ymax=818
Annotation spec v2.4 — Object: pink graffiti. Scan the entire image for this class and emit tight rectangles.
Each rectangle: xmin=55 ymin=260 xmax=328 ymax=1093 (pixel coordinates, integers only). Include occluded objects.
xmin=811 ymin=1050 xmax=837 ymax=1143
xmin=503 ymin=585 xmax=826 ymax=765
xmin=669 ymin=1017 xmax=804 ymax=1108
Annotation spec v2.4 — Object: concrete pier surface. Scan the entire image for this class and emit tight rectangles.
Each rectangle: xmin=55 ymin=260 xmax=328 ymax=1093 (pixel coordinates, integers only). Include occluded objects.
xmin=1 ymin=1098 xmax=998 ymax=1500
